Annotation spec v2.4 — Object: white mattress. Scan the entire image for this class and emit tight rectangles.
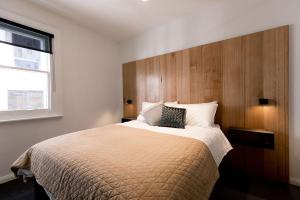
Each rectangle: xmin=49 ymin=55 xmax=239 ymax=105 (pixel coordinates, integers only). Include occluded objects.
xmin=120 ymin=120 xmax=232 ymax=166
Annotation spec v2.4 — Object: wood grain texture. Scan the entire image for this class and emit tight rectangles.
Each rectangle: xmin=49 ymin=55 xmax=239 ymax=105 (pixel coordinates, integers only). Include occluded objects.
xmin=122 ymin=25 xmax=289 ymax=182
xmin=189 ymin=46 xmax=202 ymax=103
xmin=243 ymin=32 xmax=264 ymax=129
xmin=160 ymin=53 xmax=178 ymax=102
xmin=222 ymin=37 xmax=244 ymax=131
xmin=261 ymin=26 xmax=289 ymax=181
xmin=122 ymin=62 xmax=137 ymax=118
xmin=176 ymin=50 xmax=190 ymax=104
xmin=135 ymin=57 xmax=161 ymax=113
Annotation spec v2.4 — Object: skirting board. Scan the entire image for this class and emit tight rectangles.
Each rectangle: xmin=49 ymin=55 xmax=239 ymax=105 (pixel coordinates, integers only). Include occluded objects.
xmin=0 ymin=172 xmax=16 ymax=184
xmin=290 ymin=177 xmax=300 ymax=187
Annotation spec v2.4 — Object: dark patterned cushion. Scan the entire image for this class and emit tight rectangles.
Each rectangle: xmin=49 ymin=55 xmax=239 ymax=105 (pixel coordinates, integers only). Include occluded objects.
xmin=159 ymin=106 xmax=186 ymax=129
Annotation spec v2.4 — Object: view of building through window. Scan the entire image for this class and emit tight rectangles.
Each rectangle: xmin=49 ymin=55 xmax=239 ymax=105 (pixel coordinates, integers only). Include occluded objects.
xmin=12 ymin=33 xmax=43 ymax=70
xmin=8 ymin=90 xmax=44 ymax=110
xmin=0 ymin=29 xmax=50 ymax=111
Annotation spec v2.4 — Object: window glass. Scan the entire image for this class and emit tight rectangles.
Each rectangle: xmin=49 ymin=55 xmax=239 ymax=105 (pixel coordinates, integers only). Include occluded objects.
xmin=8 ymin=90 xmax=45 ymax=110
xmin=0 ymin=42 xmax=50 ymax=71
xmin=0 ymin=67 xmax=49 ymax=111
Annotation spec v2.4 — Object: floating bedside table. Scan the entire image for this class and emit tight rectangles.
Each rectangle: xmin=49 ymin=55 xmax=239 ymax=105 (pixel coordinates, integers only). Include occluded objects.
xmin=121 ymin=117 xmax=136 ymax=123
xmin=228 ymin=127 xmax=274 ymax=149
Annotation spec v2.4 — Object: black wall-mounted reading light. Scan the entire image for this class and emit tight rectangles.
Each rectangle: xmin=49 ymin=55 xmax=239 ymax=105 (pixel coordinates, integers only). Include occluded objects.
xmin=259 ymin=98 xmax=269 ymax=105
xmin=126 ymin=99 xmax=133 ymax=104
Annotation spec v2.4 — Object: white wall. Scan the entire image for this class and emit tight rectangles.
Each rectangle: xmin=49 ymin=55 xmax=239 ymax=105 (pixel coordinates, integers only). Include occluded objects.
xmin=0 ymin=0 xmax=122 ymax=180
xmin=120 ymin=0 xmax=300 ymax=185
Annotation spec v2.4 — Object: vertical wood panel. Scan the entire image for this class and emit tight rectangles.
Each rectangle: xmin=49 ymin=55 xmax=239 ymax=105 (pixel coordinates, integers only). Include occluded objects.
xmin=122 ymin=25 xmax=289 ymax=182
xmin=262 ymin=26 xmax=289 ymax=181
xmin=145 ymin=57 xmax=161 ymax=102
xmin=201 ymin=42 xmax=223 ymax=103
xmin=123 ymin=62 xmax=137 ymax=118
xmin=243 ymin=32 xmax=264 ymax=129
xmin=222 ymin=38 xmax=244 ymax=131
xmin=136 ymin=58 xmax=161 ymax=113
xmin=278 ymin=26 xmax=289 ymax=182
xmin=189 ymin=43 xmax=222 ymax=104
xmin=161 ymin=53 xmax=178 ymax=101
xmin=189 ymin=47 xmax=202 ymax=103
xmin=201 ymin=42 xmax=223 ymax=123
xmin=176 ymin=50 xmax=191 ymax=103
xmin=136 ymin=59 xmax=146 ymax=113
xmin=262 ymin=28 xmax=278 ymax=180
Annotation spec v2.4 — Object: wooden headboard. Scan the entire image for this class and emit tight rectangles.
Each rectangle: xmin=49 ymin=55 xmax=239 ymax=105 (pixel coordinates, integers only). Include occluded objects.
xmin=122 ymin=26 xmax=289 ymax=182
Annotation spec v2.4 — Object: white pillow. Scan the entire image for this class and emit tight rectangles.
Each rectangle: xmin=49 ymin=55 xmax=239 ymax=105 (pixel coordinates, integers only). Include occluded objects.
xmin=164 ymin=101 xmax=178 ymax=106
xmin=136 ymin=115 xmax=147 ymax=123
xmin=141 ymin=102 xmax=161 ymax=113
xmin=143 ymin=104 xmax=163 ymax=126
xmin=137 ymin=101 xmax=177 ymax=124
xmin=167 ymin=101 xmax=218 ymax=127
xmin=137 ymin=101 xmax=162 ymax=123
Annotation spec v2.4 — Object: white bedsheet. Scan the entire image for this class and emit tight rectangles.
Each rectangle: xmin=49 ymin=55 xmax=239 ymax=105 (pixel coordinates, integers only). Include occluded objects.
xmin=119 ymin=120 xmax=232 ymax=166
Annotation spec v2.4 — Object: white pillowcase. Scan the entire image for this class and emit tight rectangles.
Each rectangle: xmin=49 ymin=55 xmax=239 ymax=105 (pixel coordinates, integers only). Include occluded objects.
xmin=142 ymin=104 xmax=163 ymax=126
xmin=137 ymin=102 xmax=162 ymax=123
xmin=164 ymin=101 xmax=178 ymax=107
xmin=167 ymin=102 xmax=218 ymax=127
xmin=141 ymin=102 xmax=162 ymax=113
xmin=137 ymin=101 xmax=178 ymax=124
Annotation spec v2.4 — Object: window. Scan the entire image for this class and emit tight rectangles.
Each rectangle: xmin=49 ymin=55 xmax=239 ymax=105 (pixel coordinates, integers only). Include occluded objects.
xmin=0 ymin=17 xmax=60 ymax=122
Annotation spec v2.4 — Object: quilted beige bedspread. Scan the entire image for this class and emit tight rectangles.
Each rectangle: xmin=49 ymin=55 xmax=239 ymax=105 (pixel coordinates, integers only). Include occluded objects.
xmin=11 ymin=125 xmax=219 ymax=200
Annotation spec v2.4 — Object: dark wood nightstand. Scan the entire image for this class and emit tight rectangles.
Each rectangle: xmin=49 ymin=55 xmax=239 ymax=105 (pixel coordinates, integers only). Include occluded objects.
xmin=228 ymin=127 xmax=274 ymax=149
xmin=221 ymin=127 xmax=275 ymax=180
xmin=121 ymin=117 xmax=136 ymax=123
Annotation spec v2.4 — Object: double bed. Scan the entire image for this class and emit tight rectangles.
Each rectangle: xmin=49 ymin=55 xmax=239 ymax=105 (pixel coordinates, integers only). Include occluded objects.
xmin=11 ymin=119 xmax=231 ymax=200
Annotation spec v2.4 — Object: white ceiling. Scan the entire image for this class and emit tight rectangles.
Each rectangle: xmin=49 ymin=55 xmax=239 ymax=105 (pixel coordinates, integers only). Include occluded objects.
xmin=30 ymin=0 xmax=214 ymax=41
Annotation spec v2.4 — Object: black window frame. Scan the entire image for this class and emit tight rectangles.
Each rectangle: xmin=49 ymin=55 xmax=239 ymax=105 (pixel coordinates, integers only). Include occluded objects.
xmin=0 ymin=17 xmax=54 ymax=54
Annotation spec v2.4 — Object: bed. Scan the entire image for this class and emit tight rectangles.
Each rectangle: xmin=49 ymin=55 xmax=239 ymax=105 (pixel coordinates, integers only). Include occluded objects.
xmin=11 ymin=120 xmax=232 ymax=200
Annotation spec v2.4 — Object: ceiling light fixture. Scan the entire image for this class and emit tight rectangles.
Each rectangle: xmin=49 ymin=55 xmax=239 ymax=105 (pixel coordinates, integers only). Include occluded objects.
xmin=142 ymin=0 xmax=149 ymax=2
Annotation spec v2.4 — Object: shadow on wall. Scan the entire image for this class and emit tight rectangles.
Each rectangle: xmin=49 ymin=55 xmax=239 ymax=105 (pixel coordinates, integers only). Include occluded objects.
xmin=90 ymin=109 xmax=122 ymax=128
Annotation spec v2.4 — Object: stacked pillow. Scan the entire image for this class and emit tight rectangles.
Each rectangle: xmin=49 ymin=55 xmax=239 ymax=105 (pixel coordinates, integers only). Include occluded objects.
xmin=137 ymin=101 xmax=218 ymax=128
xmin=168 ymin=102 xmax=218 ymax=127
xmin=159 ymin=106 xmax=186 ymax=129
xmin=137 ymin=101 xmax=176 ymax=125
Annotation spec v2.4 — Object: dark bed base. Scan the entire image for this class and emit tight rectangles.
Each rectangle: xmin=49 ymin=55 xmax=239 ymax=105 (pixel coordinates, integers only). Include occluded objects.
xmin=33 ymin=178 xmax=50 ymax=200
